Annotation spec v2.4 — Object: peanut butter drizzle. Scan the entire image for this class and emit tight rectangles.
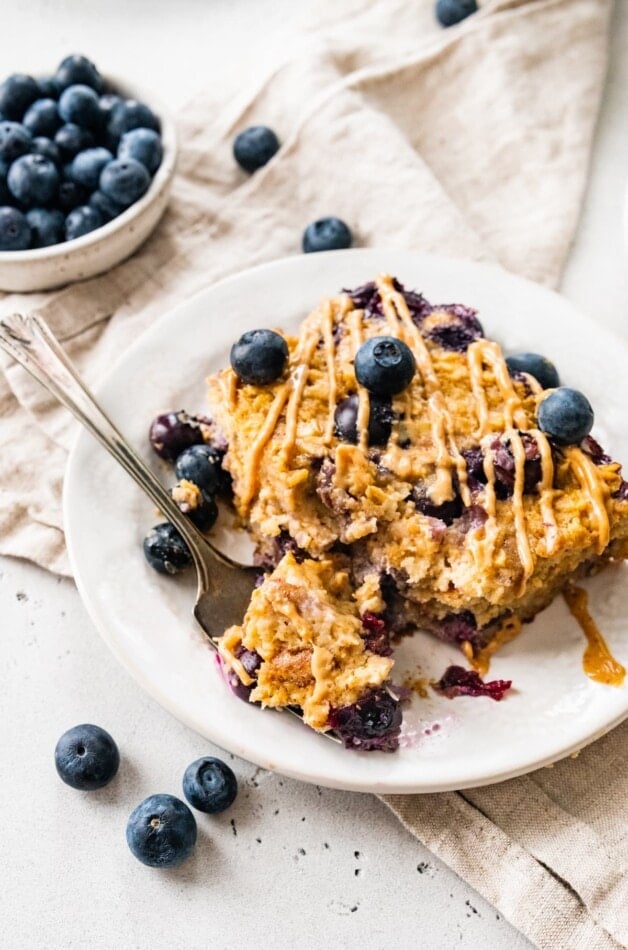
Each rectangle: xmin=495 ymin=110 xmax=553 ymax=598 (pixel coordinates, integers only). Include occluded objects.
xmin=563 ymin=447 xmax=610 ymax=553
xmin=347 ymin=308 xmax=371 ymax=454
xmin=508 ymin=429 xmax=534 ymax=584
xmin=563 ymin=583 xmax=626 ymax=687
xmin=531 ymin=427 xmax=558 ymax=555
xmin=321 ymin=302 xmax=337 ymax=445
xmin=282 ymin=318 xmax=323 ymax=465
xmin=470 ymin=616 xmax=523 ymax=678
xmin=240 ymin=383 xmax=292 ymax=510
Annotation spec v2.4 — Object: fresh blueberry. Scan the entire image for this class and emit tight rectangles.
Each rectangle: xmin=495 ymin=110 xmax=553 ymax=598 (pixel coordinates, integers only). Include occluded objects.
xmin=0 ymin=207 xmax=31 ymax=250
xmin=0 ymin=160 xmax=10 ymax=203
xmin=182 ymin=757 xmax=238 ymax=814
xmin=435 ymin=0 xmax=478 ymax=27
xmin=174 ymin=444 xmax=221 ymax=494
xmin=107 ymin=100 xmax=160 ymax=144
xmin=334 ymin=392 xmax=393 ymax=446
xmin=55 ymin=54 xmax=103 ymax=93
xmin=98 ymin=93 xmax=122 ymax=124
xmin=327 ymin=688 xmax=402 ymax=751
xmin=354 ymin=336 xmax=416 ymax=396
xmin=31 ymin=136 xmax=61 ymax=165
xmin=233 ymin=125 xmax=280 ymax=173
xmin=143 ymin=522 xmax=192 ymax=574
xmin=8 ymin=154 xmax=59 ymax=207
xmin=37 ymin=76 xmax=60 ymax=100
xmin=118 ymin=127 xmax=162 ymax=173
xmin=302 ymin=216 xmax=352 ymax=253
xmin=149 ymin=410 xmax=205 ymax=460
xmin=26 ymin=208 xmax=65 ymax=247
xmin=88 ymin=189 xmax=124 ymax=222
xmin=171 ymin=480 xmax=218 ymax=531
xmin=230 ymin=329 xmax=289 ymax=385
xmin=0 ymin=121 xmax=32 ymax=162
xmin=99 ymin=157 xmax=150 ymax=207
xmin=54 ymin=123 xmax=94 ymax=160
xmin=58 ymin=84 xmax=101 ymax=128
xmin=54 ymin=723 xmax=120 ymax=790
xmin=69 ymin=146 xmax=113 ymax=189
xmin=505 ymin=352 xmax=560 ymax=390
xmin=537 ymin=387 xmax=594 ymax=445
xmin=0 ymin=74 xmax=39 ymax=120
xmin=57 ymin=179 xmax=90 ymax=212
xmin=65 ymin=205 xmax=103 ymax=241
xmin=22 ymin=98 xmax=61 ymax=137
xmin=126 ymin=794 xmax=197 ymax=868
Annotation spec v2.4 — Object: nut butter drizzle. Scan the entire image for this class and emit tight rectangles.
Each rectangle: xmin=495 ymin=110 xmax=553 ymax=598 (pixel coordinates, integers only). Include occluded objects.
xmin=321 ymin=301 xmax=338 ymax=445
xmin=348 ymin=307 xmax=371 ymax=454
xmin=563 ymin=583 xmax=625 ymax=686
xmin=563 ymin=447 xmax=610 ymax=553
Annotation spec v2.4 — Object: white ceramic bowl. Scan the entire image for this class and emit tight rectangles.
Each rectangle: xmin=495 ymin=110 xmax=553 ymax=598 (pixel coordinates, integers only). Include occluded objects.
xmin=0 ymin=75 xmax=177 ymax=293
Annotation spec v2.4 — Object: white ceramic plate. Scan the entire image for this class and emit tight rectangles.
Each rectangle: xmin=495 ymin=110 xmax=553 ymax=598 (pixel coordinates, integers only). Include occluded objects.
xmin=64 ymin=250 xmax=628 ymax=793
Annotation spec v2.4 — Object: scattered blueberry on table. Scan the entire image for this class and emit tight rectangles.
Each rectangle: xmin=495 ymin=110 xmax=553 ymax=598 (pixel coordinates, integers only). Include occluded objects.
xmin=354 ymin=336 xmax=416 ymax=396
xmin=0 ymin=54 xmax=164 ymax=251
xmin=54 ymin=723 xmax=120 ymax=791
xmin=302 ymin=216 xmax=352 ymax=253
xmin=230 ymin=328 xmax=289 ymax=385
xmin=182 ymin=757 xmax=238 ymax=814
xmin=537 ymin=387 xmax=594 ymax=445
xmin=505 ymin=352 xmax=560 ymax=390
xmin=233 ymin=125 xmax=280 ymax=172
xmin=126 ymin=794 xmax=197 ymax=868
xmin=435 ymin=0 xmax=478 ymax=28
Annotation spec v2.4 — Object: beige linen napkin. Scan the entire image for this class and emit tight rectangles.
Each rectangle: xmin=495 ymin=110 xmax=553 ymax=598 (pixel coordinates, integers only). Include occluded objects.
xmin=1 ymin=1 xmax=625 ymax=946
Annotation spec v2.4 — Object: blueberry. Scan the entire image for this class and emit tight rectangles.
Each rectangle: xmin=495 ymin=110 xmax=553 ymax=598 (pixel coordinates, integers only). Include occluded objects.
xmin=57 ymin=179 xmax=90 ymax=212
xmin=37 ymin=76 xmax=60 ymax=100
xmin=54 ymin=123 xmax=94 ymax=160
xmin=69 ymin=146 xmax=113 ymax=189
xmin=174 ymin=444 xmax=220 ymax=494
xmin=118 ymin=127 xmax=162 ymax=173
xmin=0 ymin=74 xmax=39 ymax=120
xmin=230 ymin=328 xmax=289 ymax=385
xmin=58 ymin=84 xmax=101 ymax=129
xmin=22 ymin=98 xmax=61 ymax=137
xmin=537 ymin=387 xmax=594 ymax=445
xmin=0 ymin=121 xmax=32 ymax=162
xmin=182 ymin=757 xmax=238 ymax=814
xmin=107 ymin=100 xmax=160 ymax=144
xmin=505 ymin=352 xmax=560 ymax=390
xmin=26 ymin=208 xmax=65 ymax=247
xmin=0 ymin=160 xmax=10 ymax=203
xmin=99 ymin=157 xmax=150 ymax=207
xmin=31 ymin=136 xmax=61 ymax=165
xmin=0 ymin=207 xmax=30 ymax=250
xmin=65 ymin=205 xmax=103 ymax=241
xmin=54 ymin=723 xmax=120 ymax=790
xmin=89 ymin=189 xmax=124 ymax=222
xmin=334 ymin=393 xmax=393 ymax=446
xmin=233 ymin=125 xmax=280 ymax=173
xmin=99 ymin=93 xmax=122 ymax=124
xmin=171 ymin=480 xmax=218 ymax=531
xmin=423 ymin=304 xmax=483 ymax=352
xmin=435 ymin=0 xmax=478 ymax=27
xmin=149 ymin=410 xmax=205 ymax=460
xmin=327 ymin=688 xmax=402 ymax=751
xmin=143 ymin=522 xmax=192 ymax=575
xmin=126 ymin=794 xmax=196 ymax=868
xmin=302 ymin=216 xmax=352 ymax=253
xmin=55 ymin=55 xmax=103 ymax=93
xmin=354 ymin=336 xmax=416 ymax=396
xmin=8 ymin=154 xmax=59 ymax=207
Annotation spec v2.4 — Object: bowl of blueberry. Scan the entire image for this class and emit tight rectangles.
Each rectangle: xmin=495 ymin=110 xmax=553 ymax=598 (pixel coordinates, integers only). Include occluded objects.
xmin=0 ymin=54 xmax=176 ymax=292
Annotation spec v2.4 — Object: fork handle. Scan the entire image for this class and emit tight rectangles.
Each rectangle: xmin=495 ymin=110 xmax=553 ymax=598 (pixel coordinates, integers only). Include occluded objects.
xmin=0 ymin=312 xmax=216 ymax=590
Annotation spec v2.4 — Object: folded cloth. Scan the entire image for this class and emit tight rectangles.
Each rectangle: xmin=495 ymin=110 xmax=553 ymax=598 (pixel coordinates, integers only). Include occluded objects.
xmin=1 ymin=1 xmax=625 ymax=946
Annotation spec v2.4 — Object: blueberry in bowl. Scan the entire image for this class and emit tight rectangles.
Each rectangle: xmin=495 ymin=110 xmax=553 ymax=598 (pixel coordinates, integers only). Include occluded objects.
xmin=0 ymin=53 xmax=177 ymax=292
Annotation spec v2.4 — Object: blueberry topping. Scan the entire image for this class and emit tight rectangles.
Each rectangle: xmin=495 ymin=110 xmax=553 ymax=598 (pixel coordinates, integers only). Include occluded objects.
xmin=22 ymin=98 xmax=61 ymax=137
xmin=581 ymin=435 xmax=611 ymax=466
xmin=302 ymin=216 xmax=352 ymax=253
xmin=491 ymin=432 xmax=543 ymax=497
xmin=149 ymin=410 xmax=206 ymax=460
xmin=182 ymin=757 xmax=238 ymax=814
xmin=56 ymin=179 xmax=90 ymax=212
xmin=435 ymin=665 xmax=511 ymax=700
xmin=412 ymin=487 xmax=463 ymax=525
xmin=0 ymin=121 xmax=32 ymax=162
xmin=0 ymin=207 xmax=30 ymax=250
xmin=435 ymin=0 xmax=478 ymax=28
xmin=54 ymin=122 xmax=94 ymax=160
xmin=538 ymin=387 xmax=594 ymax=445
xmin=237 ymin=647 xmax=262 ymax=678
xmin=422 ymin=304 xmax=483 ymax=352
xmin=31 ymin=136 xmax=61 ymax=165
xmin=233 ymin=125 xmax=280 ymax=173
xmin=26 ymin=208 xmax=65 ymax=247
xmin=0 ymin=74 xmax=39 ymax=120
xmin=118 ymin=127 xmax=162 ymax=173
xmin=54 ymin=723 xmax=119 ymax=790
xmin=88 ymin=189 xmax=124 ymax=222
xmin=69 ymin=146 xmax=113 ymax=189
xmin=58 ymin=84 xmax=101 ymax=128
xmin=462 ymin=446 xmax=486 ymax=490
xmin=99 ymin=157 xmax=150 ymax=207
xmin=55 ymin=55 xmax=103 ymax=94
xmin=361 ymin=612 xmax=393 ymax=657
xmin=505 ymin=352 xmax=559 ymax=390
xmin=354 ymin=336 xmax=416 ymax=396
xmin=126 ymin=794 xmax=196 ymax=868
xmin=327 ymin=688 xmax=402 ymax=751
xmin=171 ymin=480 xmax=218 ymax=531
xmin=8 ymin=154 xmax=59 ymax=207
xmin=230 ymin=328 xmax=289 ymax=385
xmin=334 ymin=392 xmax=393 ymax=446
xmin=174 ymin=444 xmax=221 ymax=494
xmin=143 ymin=523 xmax=192 ymax=575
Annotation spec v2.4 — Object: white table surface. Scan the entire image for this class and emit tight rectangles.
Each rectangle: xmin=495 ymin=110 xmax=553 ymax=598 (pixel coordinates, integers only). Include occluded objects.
xmin=1 ymin=3 xmax=626 ymax=949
